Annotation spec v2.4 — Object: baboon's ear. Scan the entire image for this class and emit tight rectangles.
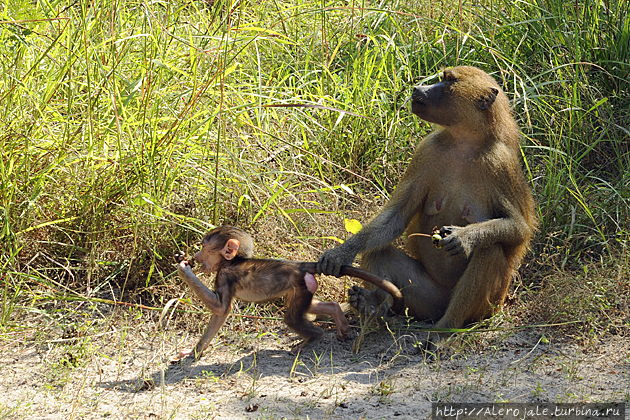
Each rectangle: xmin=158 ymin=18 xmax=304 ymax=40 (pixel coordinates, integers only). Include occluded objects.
xmin=478 ymin=86 xmax=499 ymax=110
xmin=222 ymin=239 xmax=240 ymax=260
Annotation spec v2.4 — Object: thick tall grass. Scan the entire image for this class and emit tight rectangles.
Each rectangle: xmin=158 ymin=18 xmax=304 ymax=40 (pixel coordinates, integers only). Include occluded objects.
xmin=0 ymin=0 xmax=628 ymax=303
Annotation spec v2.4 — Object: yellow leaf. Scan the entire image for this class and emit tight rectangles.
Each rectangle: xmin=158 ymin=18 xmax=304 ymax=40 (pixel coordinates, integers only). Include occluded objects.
xmin=344 ymin=218 xmax=363 ymax=234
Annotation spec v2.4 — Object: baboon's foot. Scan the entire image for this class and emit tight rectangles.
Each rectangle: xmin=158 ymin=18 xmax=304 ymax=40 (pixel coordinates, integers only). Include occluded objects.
xmin=290 ymin=336 xmax=323 ymax=355
xmin=348 ymin=285 xmax=394 ymax=325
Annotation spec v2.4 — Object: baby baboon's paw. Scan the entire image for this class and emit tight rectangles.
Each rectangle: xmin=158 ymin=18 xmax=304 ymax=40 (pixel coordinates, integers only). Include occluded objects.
xmin=173 ymin=250 xmax=186 ymax=263
xmin=173 ymin=251 xmax=194 ymax=267
xmin=169 ymin=349 xmax=198 ymax=365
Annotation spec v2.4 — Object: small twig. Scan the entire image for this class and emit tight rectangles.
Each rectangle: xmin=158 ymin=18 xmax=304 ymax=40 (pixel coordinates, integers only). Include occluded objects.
xmin=395 ymin=320 xmax=580 ymax=334
xmin=409 ymin=228 xmax=444 ymax=248
xmin=0 ymin=18 xmax=70 ymax=24
xmin=0 ymin=321 xmax=55 ymax=351
xmin=408 ymin=233 xmax=432 ymax=238
xmin=57 ymin=296 xmax=161 ymax=311
xmin=36 ymin=294 xmax=292 ymax=321
xmin=0 ymin=333 xmax=37 ymax=351
xmin=29 ymin=295 xmax=361 ymax=331
xmin=41 ymin=254 xmax=75 ymax=283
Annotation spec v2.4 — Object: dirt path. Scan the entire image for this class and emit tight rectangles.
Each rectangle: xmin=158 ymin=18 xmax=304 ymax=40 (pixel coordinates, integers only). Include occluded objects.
xmin=1 ymin=309 xmax=628 ymax=419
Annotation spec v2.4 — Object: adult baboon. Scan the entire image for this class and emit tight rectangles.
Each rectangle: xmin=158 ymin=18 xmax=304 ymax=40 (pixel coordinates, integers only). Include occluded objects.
xmin=317 ymin=66 xmax=537 ymax=338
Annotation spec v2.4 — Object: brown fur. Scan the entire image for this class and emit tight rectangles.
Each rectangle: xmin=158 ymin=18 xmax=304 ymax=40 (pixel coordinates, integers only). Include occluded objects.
xmin=317 ymin=66 xmax=537 ymax=334
xmin=175 ymin=226 xmax=350 ymax=361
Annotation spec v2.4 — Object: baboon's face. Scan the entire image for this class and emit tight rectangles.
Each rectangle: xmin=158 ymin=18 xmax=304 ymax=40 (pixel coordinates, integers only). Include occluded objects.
xmin=411 ymin=66 xmax=499 ymax=128
xmin=411 ymin=77 xmax=452 ymax=126
xmin=194 ymin=241 xmax=224 ymax=273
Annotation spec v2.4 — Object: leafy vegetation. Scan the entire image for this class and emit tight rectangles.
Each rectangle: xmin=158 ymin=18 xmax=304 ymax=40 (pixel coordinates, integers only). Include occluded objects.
xmin=0 ymin=0 xmax=628 ymax=336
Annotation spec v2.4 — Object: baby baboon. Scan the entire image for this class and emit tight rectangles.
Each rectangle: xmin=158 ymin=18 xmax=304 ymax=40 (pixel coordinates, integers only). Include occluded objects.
xmin=175 ymin=226 xmax=403 ymax=360
xmin=317 ymin=66 xmax=537 ymax=342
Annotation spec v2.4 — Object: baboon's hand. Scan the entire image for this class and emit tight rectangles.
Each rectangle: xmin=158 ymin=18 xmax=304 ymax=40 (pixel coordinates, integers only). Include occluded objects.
xmin=439 ymin=226 xmax=474 ymax=258
xmin=316 ymin=245 xmax=356 ymax=277
xmin=174 ymin=251 xmax=194 ymax=267
xmin=177 ymin=260 xmax=195 ymax=277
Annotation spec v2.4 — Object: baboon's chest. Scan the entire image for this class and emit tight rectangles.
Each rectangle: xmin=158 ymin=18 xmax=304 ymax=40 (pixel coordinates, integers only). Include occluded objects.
xmin=423 ymin=177 xmax=490 ymax=225
xmin=421 ymin=157 xmax=490 ymax=220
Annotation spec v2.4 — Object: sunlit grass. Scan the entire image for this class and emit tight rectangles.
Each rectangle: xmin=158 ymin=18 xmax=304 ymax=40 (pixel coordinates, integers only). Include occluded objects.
xmin=0 ymin=0 xmax=628 ymax=330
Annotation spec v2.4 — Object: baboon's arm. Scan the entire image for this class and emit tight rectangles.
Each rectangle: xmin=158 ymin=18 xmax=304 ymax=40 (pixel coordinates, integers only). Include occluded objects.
xmin=317 ymin=172 xmax=425 ymax=277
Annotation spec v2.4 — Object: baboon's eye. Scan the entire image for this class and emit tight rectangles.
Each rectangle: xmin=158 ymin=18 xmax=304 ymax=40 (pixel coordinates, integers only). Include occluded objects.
xmin=444 ymin=72 xmax=456 ymax=82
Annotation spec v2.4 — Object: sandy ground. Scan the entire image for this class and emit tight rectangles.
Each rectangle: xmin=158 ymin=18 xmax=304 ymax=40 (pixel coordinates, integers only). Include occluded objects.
xmin=0 ymin=306 xmax=628 ymax=420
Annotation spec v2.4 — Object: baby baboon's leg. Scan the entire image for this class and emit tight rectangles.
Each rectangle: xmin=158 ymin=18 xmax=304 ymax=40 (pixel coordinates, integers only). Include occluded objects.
xmin=285 ymin=289 xmax=323 ymax=352
xmin=308 ymin=298 xmax=350 ymax=340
